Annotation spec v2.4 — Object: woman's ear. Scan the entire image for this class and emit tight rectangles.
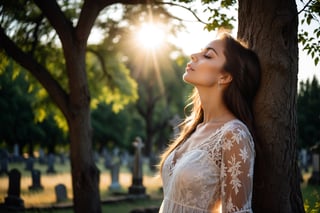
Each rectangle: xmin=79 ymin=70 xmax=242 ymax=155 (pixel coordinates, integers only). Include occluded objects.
xmin=219 ymin=73 xmax=233 ymax=85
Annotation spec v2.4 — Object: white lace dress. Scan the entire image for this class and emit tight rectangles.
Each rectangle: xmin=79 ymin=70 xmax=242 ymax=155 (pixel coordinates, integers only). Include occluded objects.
xmin=159 ymin=119 xmax=254 ymax=213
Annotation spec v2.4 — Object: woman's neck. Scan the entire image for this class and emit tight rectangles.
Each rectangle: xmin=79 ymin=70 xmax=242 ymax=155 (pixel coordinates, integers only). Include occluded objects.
xmin=197 ymin=88 xmax=235 ymax=124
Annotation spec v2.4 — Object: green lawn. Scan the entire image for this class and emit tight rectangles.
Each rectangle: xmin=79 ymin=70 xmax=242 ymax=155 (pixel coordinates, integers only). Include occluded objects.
xmin=301 ymin=182 xmax=320 ymax=213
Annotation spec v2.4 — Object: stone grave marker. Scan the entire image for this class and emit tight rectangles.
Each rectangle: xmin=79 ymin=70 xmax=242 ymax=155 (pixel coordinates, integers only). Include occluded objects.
xmin=309 ymin=143 xmax=320 ymax=185
xmin=4 ymin=169 xmax=24 ymax=208
xmin=25 ymin=157 xmax=34 ymax=171
xmin=47 ymin=154 xmax=56 ymax=174
xmin=103 ymin=148 xmax=112 ymax=169
xmin=128 ymin=137 xmax=146 ymax=195
xmin=28 ymin=169 xmax=44 ymax=191
xmin=38 ymin=148 xmax=46 ymax=164
xmin=12 ymin=144 xmax=22 ymax=162
xmin=109 ymin=148 xmax=121 ymax=191
xmin=55 ymin=184 xmax=67 ymax=202
xmin=0 ymin=149 xmax=9 ymax=175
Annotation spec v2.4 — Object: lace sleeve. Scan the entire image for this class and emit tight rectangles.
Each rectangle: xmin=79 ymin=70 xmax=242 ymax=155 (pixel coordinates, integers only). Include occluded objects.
xmin=220 ymin=125 xmax=255 ymax=213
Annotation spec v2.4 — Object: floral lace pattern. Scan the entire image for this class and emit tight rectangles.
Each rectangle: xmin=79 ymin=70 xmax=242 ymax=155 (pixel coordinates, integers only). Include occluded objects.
xmin=160 ymin=119 xmax=254 ymax=213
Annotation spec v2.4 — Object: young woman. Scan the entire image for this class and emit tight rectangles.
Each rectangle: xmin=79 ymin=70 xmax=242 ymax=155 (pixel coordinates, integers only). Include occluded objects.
xmin=159 ymin=33 xmax=261 ymax=213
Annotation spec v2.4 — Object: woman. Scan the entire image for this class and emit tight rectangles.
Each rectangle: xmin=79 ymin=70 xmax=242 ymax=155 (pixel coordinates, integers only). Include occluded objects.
xmin=159 ymin=33 xmax=261 ymax=213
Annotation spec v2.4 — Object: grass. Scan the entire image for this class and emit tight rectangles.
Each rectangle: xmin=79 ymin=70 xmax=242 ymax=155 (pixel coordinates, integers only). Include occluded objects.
xmin=0 ymin=159 xmax=163 ymax=212
xmin=1 ymin=160 xmax=320 ymax=212
xmin=301 ymin=171 xmax=320 ymax=213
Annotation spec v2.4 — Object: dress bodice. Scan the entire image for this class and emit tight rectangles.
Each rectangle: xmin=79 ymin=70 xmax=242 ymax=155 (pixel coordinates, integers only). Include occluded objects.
xmin=160 ymin=119 xmax=254 ymax=213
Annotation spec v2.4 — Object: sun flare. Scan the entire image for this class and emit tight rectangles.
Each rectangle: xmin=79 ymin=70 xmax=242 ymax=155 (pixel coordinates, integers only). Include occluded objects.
xmin=136 ymin=23 xmax=165 ymax=50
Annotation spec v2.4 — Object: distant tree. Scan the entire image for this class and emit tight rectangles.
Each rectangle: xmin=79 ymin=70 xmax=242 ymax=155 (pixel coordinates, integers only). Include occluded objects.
xmin=297 ymin=76 xmax=320 ymax=148
xmin=0 ymin=61 xmax=66 ymax=156
xmin=91 ymin=103 xmax=133 ymax=151
xmin=0 ymin=61 xmax=42 ymax=155
xmin=38 ymin=114 xmax=67 ymax=154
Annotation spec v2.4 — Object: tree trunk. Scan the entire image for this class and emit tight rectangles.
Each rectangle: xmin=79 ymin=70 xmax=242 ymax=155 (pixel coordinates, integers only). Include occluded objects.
xmin=238 ymin=0 xmax=304 ymax=212
xmin=66 ymin=44 xmax=101 ymax=213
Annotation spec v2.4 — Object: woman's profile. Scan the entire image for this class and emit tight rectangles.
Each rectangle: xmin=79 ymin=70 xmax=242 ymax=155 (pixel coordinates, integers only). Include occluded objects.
xmin=158 ymin=33 xmax=261 ymax=213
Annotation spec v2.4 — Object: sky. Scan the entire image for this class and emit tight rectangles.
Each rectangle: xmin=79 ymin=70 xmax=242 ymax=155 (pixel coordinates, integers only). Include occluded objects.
xmin=89 ymin=1 xmax=320 ymax=83
xmin=172 ymin=20 xmax=320 ymax=83
xmin=165 ymin=2 xmax=320 ymax=83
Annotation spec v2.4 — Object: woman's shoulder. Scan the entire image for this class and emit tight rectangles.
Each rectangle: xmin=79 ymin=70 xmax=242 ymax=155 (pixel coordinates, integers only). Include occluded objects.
xmin=221 ymin=119 xmax=253 ymax=142
xmin=223 ymin=119 xmax=251 ymax=135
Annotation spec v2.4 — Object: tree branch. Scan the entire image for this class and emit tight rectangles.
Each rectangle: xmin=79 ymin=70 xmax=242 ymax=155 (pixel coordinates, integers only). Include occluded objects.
xmin=159 ymin=1 xmax=208 ymax=25
xmin=29 ymin=14 xmax=44 ymax=55
xmin=76 ymin=0 xmax=103 ymax=44
xmin=0 ymin=27 xmax=70 ymax=120
xmin=298 ymin=0 xmax=314 ymax=15
xmin=86 ymin=48 xmax=113 ymax=83
xmin=33 ymin=0 xmax=74 ymax=48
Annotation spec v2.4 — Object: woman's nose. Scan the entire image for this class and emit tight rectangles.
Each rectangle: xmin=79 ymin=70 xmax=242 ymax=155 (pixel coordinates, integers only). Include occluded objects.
xmin=190 ymin=53 xmax=197 ymax=62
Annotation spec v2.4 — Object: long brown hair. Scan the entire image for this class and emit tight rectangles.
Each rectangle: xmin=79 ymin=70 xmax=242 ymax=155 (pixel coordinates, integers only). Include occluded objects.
xmin=159 ymin=33 xmax=261 ymax=173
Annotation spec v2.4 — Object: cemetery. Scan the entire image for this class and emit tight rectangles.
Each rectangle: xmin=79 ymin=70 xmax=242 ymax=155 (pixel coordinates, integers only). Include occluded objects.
xmin=0 ymin=144 xmax=163 ymax=212
xmin=0 ymin=144 xmax=319 ymax=212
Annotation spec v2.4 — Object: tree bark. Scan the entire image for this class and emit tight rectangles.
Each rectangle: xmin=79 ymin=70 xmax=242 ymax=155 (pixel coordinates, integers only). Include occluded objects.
xmin=238 ymin=0 xmax=304 ymax=212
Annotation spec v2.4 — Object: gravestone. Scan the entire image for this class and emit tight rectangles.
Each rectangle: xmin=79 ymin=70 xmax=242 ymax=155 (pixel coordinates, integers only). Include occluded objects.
xmin=25 ymin=157 xmax=34 ymax=171
xmin=108 ymin=148 xmax=121 ymax=191
xmin=120 ymin=150 xmax=130 ymax=167
xmin=4 ymin=169 xmax=24 ymax=208
xmin=300 ymin=148 xmax=308 ymax=172
xmin=103 ymin=148 xmax=112 ymax=169
xmin=38 ymin=148 xmax=46 ymax=164
xmin=12 ymin=144 xmax=22 ymax=162
xmin=128 ymin=137 xmax=146 ymax=195
xmin=59 ymin=153 xmax=67 ymax=165
xmin=55 ymin=184 xmax=67 ymax=202
xmin=0 ymin=149 xmax=9 ymax=175
xmin=309 ymin=143 xmax=320 ymax=185
xmin=47 ymin=154 xmax=56 ymax=174
xmin=28 ymin=169 xmax=44 ymax=191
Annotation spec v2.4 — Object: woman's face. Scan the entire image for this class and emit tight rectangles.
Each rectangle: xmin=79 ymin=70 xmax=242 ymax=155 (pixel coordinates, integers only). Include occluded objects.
xmin=183 ymin=39 xmax=227 ymax=88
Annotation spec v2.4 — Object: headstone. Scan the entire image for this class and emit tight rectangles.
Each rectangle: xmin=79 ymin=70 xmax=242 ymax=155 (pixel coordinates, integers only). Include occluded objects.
xmin=108 ymin=148 xmax=121 ymax=191
xmin=47 ymin=154 xmax=56 ymax=174
xmin=129 ymin=137 xmax=146 ymax=195
xmin=38 ymin=148 xmax=46 ymax=164
xmin=308 ymin=143 xmax=320 ymax=185
xmin=300 ymin=148 xmax=308 ymax=172
xmin=4 ymin=169 xmax=24 ymax=208
xmin=12 ymin=144 xmax=21 ymax=162
xmin=120 ymin=150 xmax=130 ymax=167
xmin=28 ymin=169 xmax=44 ymax=191
xmin=0 ymin=149 xmax=9 ymax=175
xmin=103 ymin=148 xmax=112 ymax=169
xmin=59 ymin=153 xmax=67 ymax=165
xmin=55 ymin=184 xmax=67 ymax=202
xmin=25 ymin=157 xmax=34 ymax=171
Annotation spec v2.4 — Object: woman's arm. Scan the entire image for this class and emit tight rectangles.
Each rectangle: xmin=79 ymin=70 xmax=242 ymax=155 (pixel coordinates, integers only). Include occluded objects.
xmin=220 ymin=125 xmax=255 ymax=213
